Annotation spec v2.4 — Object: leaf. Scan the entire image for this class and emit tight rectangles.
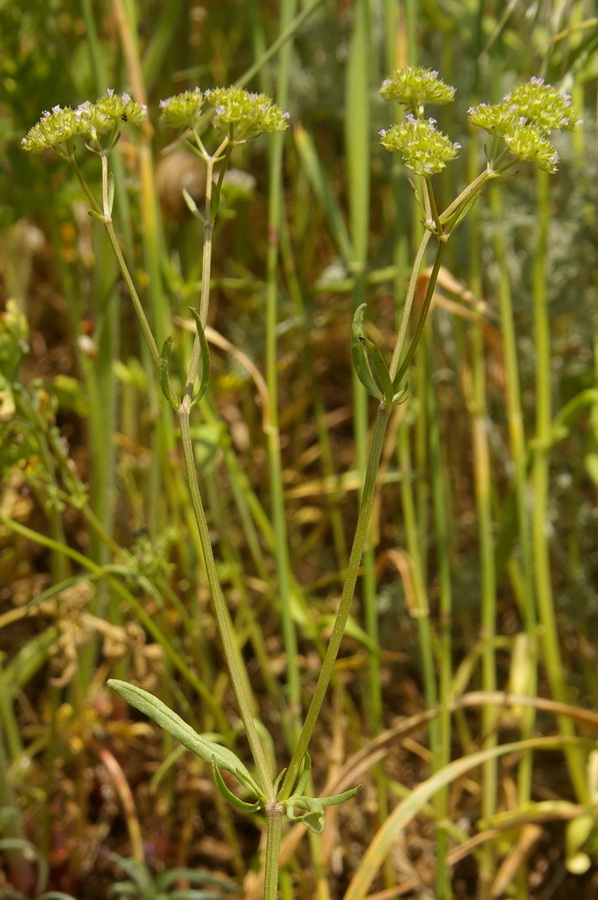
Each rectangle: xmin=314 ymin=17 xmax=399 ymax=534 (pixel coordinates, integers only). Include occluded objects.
xmin=183 ymin=187 xmax=205 ymax=221
xmin=285 ymin=795 xmax=326 ymax=833
xmin=365 ymin=336 xmax=395 ymax=404
xmin=108 ymin=680 xmax=262 ymax=799
xmin=284 ymin=753 xmax=360 ymax=834
xmin=441 ymin=191 xmax=479 ymax=233
xmin=158 ymin=336 xmax=180 ymax=409
xmin=320 ymin=784 xmax=361 ymax=807
xmin=351 ymin=304 xmax=384 ymax=401
xmin=211 ymin=758 xmax=261 ymax=813
xmin=186 ymin=308 xmax=211 ymax=406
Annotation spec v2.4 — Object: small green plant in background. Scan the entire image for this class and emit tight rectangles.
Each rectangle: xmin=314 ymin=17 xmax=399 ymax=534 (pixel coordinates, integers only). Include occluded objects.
xmin=14 ymin=64 xmax=594 ymax=899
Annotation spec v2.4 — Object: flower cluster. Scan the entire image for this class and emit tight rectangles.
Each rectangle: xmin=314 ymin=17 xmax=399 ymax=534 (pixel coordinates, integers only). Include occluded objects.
xmin=380 ymin=66 xmax=455 ymax=114
xmin=379 ymin=67 xmax=459 ymax=176
xmin=160 ymin=85 xmax=289 ymax=143
xmin=380 ymin=116 xmax=460 ymax=176
xmin=205 ymin=86 xmax=289 ymax=140
xmin=22 ymin=91 xmax=147 ymax=156
xmin=468 ymin=77 xmax=581 ymax=172
xmin=159 ymin=88 xmax=205 ymax=129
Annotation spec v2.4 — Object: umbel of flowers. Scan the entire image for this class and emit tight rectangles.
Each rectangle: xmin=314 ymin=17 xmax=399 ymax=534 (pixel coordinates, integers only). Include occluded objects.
xmin=21 ymin=86 xmax=289 ymax=160
xmin=379 ymin=66 xmax=580 ymax=176
xmin=21 ymin=90 xmax=148 ymax=156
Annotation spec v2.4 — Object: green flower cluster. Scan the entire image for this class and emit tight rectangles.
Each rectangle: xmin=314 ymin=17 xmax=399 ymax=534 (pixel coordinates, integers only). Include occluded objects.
xmin=206 ymin=86 xmax=289 ymax=139
xmin=160 ymin=86 xmax=289 ymax=142
xmin=159 ymin=88 xmax=205 ymax=129
xmin=380 ymin=115 xmax=461 ymax=176
xmin=380 ymin=66 xmax=455 ymax=114
xmin=379 ymin=67 xmax=459 ymax=176
xmin=21 ymin=90 xmax=147 ymax=155
xmin=468 ymin=77 xmax=581 ymax=172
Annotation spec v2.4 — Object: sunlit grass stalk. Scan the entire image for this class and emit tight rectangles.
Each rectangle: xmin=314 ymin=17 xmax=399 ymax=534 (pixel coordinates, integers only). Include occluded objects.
xmin=470 ymin=305 xmax=498 ymax=897
xmin=77 ymin=0 xmax=138 ymax=680
xmin=489 ymin=183 xmax=537 ymax=812
xmin=531 ymin=169 xmax=587 ymax=802
xmin=424 ymin=344 xmax=452 ymax=900
xmin=262 ymin=0 xmax=301 ymax=740
xmin=345 ymin=0 xmax=383 ymax=743
xmin=465 ymin=142 xmax=498 ymax=898
xmin=112 ymin=0 xmax=185 ymax=587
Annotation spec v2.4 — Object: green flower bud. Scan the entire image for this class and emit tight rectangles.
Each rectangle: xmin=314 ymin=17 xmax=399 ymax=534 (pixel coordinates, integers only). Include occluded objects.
xmin=380 ymin=67 xmax=455 ymax=113
xmin=380 ymin=115 xmax=460 ymax=175
xmin=159 ymin=88 xmax=205 ymax=129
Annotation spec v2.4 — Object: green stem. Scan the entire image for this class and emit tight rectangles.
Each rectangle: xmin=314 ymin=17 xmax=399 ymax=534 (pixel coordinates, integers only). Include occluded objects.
xmin=102 ymin=217 xmax=160 ymax=368
xmin=279 ymin=400 xmax=392 ymax=801
xmin=392 ymin=236 xmax=447 ymax=387
xmin=388 ymin=228 xmax=433 ymax=383
xmin=263 ymin=802 xmax=284 ymax=900
xmin=176 ymin=405 xmax=274 ymax=800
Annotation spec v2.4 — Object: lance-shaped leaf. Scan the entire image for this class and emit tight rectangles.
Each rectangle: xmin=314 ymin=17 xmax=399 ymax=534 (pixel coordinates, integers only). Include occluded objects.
xmin=108 ymin=680 xmax=262 ymax=799
xmin=187 ymin=307 xmax=211 ymax=406
xmin=352 ymin=304 xmax=398 ymax=404
xmin=351 ymin=304 xmax=384 ymax=401
xmin=212 ymin=757 xmax=262 ymax=813
xmin=182 ymin=187 xmax=205 ymax=222
xmin=158 ymin=336 xmax=180 ymax=410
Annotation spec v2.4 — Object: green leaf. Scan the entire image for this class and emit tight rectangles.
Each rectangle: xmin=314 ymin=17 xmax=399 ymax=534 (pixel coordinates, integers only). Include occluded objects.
xmin=211 ymin=757 xmax=261 ymax=813
xmin=108 ymin=680 xmax=262 ymax=799
xmin=391 ymin=383 xmax=410 ymax=405
xmin=319 ymin=784 xmax=361 ymax=807
xmin=441 ymin=190 xmax=479 ymax=232
xmin=351 ymin=304 xmax=384 ymax=401
xmin=158 ymin=335 xmax=180 ymax=409
xmin=183 ymin=187 xmax=205 ymax=222
xmin=366 ymin=336 xmax=395 ymax=404
xmin=285 ymin=795 xmax=326 ymax=833
xmin=186 ymin=307 xmax=211 ymax=406
xmin=284 ymin=761 xmax=361 ymax=833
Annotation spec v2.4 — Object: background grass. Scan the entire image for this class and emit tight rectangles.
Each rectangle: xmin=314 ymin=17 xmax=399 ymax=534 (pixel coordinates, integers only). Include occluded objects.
xmin=1 ymin=1 xmax=597 ymax=898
